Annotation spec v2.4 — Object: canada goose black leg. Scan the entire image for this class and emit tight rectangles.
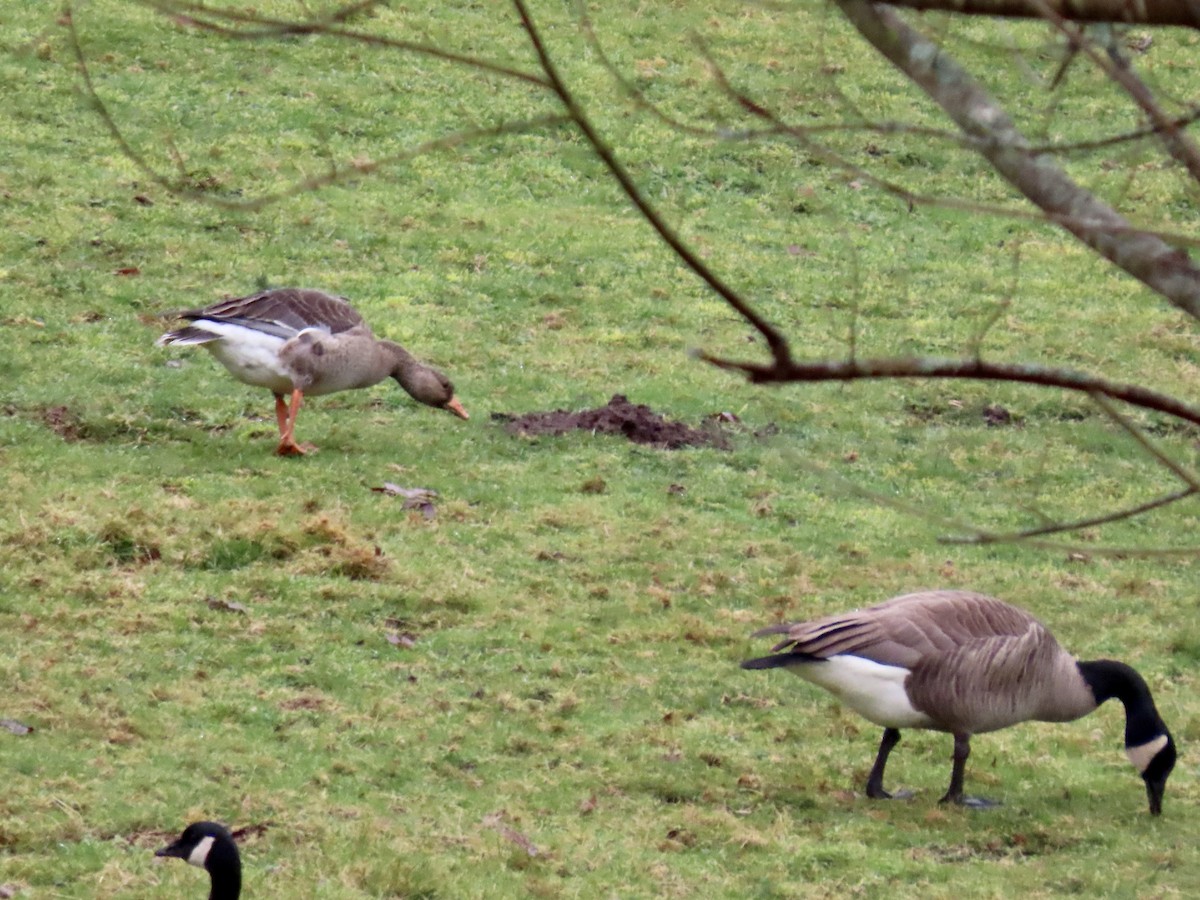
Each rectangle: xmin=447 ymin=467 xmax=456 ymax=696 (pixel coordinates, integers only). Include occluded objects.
xmin=939 ymin=732 xmax=1001 ymax=809
xmin=865 ymin=727 xmax=913 ymax=799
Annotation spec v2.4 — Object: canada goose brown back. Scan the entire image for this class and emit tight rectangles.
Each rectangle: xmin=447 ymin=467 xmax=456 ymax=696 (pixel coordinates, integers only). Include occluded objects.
xmin=742 ymin=590 xmax=1176 ymax=814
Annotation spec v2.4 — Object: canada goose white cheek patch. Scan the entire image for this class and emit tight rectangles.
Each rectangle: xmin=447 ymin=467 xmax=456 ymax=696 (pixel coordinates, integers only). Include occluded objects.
xmin=792 ymin=655 xmax=935 ymax=729
xmin=187 ymin=835 xmax=215 ymax=868
xmin=1126 ymin=734 xmax=1170 ymax=773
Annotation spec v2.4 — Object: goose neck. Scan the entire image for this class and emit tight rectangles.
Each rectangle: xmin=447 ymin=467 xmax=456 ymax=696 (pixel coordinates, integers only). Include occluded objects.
xmin=1077 ymin=658 xmax=1166 ymax=744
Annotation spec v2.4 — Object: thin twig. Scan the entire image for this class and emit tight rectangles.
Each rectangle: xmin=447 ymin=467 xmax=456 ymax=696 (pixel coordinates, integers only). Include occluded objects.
xmin=511 ymin=0 xmax=793 ymax=366
xmin=68 ymin=10 xmax=569 ymax=208
xmin=137 ymin=0 xmax=551 ymax=88
xmin=781 ymin=446 xmax=1200 ymax=555
xmin=878 ymin=0 xmax=1200 ymax=28
xmin=1023 ymin=0 xmax=1200 ymax=183
xmin=688 ymin=35 xmax=1200 ymax=253
xmin=941 ymin=486 xmax=1198 ymax=544
xmin=834 ymin=0 xmax=1200 ymax=320
xmin=1088 ymin=391 xmax=1200 ymax=490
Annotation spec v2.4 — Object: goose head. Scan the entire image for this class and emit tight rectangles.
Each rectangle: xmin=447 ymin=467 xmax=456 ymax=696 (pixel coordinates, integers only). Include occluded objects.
xmin=1078 ymin=658 xmax=1177 ymax=816
xmin=1127 ymin=731 xmax=1176 ymax=816
xmin=393 ymin=358 xmax=469 ymax=420
xmin=157 ymin=821 xmax=242 ymax=899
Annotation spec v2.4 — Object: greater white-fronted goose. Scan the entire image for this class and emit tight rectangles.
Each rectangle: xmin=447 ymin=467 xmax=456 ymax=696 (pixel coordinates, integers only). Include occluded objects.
xmin=156 ymin=821 xmax=241 ymax=899
xmin=157 ymin=288 xmax=469 ymax=455
xmin=741 ymin=589 xmax=1176 ymax=814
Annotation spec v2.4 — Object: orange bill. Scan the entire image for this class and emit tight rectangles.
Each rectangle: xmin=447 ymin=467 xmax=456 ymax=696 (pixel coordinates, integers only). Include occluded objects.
xmin=446 ymin=396 xmax=470 ymax=420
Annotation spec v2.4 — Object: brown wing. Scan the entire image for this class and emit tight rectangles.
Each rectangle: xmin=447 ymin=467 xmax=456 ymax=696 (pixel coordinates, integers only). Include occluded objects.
xmin=904 ymin=620 xmax=1080 ymax=732
xmin=753 ymin=590 xmax=1044 ymax=670
xmin=177 ymin=288 xmax=366 ymax=337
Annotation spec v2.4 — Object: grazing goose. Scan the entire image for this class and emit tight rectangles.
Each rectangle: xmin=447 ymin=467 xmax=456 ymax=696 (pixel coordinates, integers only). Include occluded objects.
xmin=741 ymin=589 xmax=1176 ymax=814
xmin=156 ymin=821 xmax=241 ymax=899
xmin=158 ymin=287 xmax=469 ymax=455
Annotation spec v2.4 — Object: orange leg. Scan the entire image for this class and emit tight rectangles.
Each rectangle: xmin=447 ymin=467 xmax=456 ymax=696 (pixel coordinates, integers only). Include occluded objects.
xmin=275 ymin=388 xmax=317 ymax=456
xmin=273 ymin=393 xmax=289 ymax=437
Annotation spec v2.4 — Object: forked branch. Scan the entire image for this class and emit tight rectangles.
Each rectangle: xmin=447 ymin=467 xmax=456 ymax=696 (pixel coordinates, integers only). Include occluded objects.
xmin=834 ymin=0 xmax=1200 ymax=322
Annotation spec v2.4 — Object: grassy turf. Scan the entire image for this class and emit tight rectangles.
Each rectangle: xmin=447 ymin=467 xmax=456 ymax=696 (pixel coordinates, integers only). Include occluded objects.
xmin=2 ymin=1 xmax=1199 ymax=897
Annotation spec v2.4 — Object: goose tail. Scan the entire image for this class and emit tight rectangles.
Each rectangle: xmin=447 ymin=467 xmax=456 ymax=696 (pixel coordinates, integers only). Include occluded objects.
xmin=740 ymin=651 xmax=820 ymax=670
xmin=157 ymin=326 xmax=220 ymax=347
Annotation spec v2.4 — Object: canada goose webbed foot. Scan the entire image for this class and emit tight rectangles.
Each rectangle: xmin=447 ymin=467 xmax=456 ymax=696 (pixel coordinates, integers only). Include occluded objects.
xmin=939 ymin=792 xmax=1001 ymax=810
xmin=866 ymin=785 xmax=914 ymax=800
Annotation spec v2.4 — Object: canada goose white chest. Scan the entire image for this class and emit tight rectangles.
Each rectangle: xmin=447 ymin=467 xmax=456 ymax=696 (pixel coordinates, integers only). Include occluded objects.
xmin=795 ymin=654 xmax=935 ymax=730
xmin=742 ymin=589 xmax=1176 ymax=814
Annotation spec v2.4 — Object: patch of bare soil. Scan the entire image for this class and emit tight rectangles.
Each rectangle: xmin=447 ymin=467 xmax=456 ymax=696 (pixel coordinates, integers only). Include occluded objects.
xmin=497 ymin=394 xmax=730 ymax=450
xmin=41 ymin=405 xmax=87 ymax=441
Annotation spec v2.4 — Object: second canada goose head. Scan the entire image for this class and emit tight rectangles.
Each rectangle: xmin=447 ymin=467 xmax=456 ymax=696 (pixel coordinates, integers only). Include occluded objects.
xmin=156 ymin=821 xmax=242 ymax=900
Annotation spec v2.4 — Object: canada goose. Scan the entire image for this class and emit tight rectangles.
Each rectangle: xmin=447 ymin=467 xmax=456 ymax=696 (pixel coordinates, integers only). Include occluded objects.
xmin=158 ymin=288 xmax=469 ymax=455
xmin=741 ymin=589 xmax=1176 ymax=814
xmin=156 ymin=821 xmax=241 ymax=899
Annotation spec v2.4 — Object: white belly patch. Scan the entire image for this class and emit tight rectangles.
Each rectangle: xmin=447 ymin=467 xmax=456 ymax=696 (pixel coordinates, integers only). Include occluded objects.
xmin=201 ymin=322 xmax=294 ymax=393
xmin=790 ymin=655 xmax=935 ymax=729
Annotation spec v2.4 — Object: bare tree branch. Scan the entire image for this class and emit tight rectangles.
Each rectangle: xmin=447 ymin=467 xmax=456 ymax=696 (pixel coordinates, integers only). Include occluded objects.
xmin=941 ymin=486 xmax=1197 ymax=544
xmin=136 ymin=0 xmax=552 ymax=88
xmin=685 ymin=38 xmax=1200 ymax=258
xmin=696 ymin=351 xmax=1200 ymax=427
xmin=66 ymin=5 xmax=570 ymax=209
xmin=835 ymin=0 xmax=1200 ymax=322
xmin=1025 ymin=0 xmax=1200 ymax=181
xmin=1088 ymin=391 xmax=1200 ymax=489
xmin=509 ymin=0 xmax=795 ymax=367
xmin=788 ymin=448 xmax=1200 ymax=555
xmin=880 ymin=0 xmax=1200 ymax=27
xmin=941 ymin=391 xmax=1200 ymax=545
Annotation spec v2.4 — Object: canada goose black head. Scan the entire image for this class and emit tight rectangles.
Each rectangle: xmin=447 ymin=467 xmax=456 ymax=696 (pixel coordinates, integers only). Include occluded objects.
xmin=1077 ymin=659 xmax=1177 ymax=815
xmin=157 ymin=821 xmax=242 ymax=899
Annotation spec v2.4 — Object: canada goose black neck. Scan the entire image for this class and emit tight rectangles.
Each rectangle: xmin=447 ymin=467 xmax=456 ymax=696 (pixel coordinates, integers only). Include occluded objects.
xmin=156 ymin=821 xmax=242 ymax=900
xmin=1077 ymin=659 xmax=1170 ymax=744
xmin=1077 ymin=659 xmax=1176 ymax=814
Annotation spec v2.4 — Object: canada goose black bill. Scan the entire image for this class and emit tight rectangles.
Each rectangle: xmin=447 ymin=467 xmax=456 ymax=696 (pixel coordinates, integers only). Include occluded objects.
xmin=157 ymin=820 xmax=242 ymax=899
xmin=741 ymin=590 xmax=1176 ymax=814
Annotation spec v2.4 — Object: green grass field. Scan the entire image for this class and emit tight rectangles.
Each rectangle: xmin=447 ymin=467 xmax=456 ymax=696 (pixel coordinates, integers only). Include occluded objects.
xmin=2 ymin=2 xmax=1199 ymax=897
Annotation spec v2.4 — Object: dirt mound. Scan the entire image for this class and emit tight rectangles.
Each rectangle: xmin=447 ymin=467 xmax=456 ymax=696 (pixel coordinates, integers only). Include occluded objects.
xmin=498 ymin=394 xmax=729 ymax=450
xmin=41 ymin=405 xmax=87 ymax=441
